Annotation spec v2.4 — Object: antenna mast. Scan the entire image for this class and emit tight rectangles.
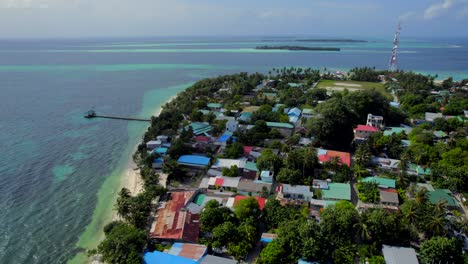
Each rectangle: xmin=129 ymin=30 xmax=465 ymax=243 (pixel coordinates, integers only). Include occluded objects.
xmin=389 ymin=22 xmax=402 ymax=72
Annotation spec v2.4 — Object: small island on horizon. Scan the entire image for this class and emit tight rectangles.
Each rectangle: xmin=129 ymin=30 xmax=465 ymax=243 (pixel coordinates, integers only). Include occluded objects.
xmin=261 ymin=38 xmax=368 ymax=43
xmin=256 ymin=45 xmax=341 ymax=51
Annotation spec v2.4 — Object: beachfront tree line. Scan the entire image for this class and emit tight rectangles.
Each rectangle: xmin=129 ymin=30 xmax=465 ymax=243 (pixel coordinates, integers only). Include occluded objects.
xmin=88 ymin=68 xmax=467 ymax=263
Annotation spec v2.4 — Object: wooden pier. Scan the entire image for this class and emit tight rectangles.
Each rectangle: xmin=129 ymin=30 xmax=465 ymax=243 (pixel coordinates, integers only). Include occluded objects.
xmin=84 ymin=110 xmax=151 ymax=122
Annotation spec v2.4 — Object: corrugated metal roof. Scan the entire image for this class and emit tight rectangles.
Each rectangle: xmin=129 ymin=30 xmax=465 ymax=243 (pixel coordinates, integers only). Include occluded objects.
xmin=355 ymin=125 xmax=379 ymax=132
xmin=178 ymin=155 xmax=211 ymax=166
xmin=317 ymin=148 xmax=351 ymax=167
xmin=322 ymin=182 xmax=351 ymax=201
xmin=382 ymin=245 xmax=419 ymax=264
xmin=207 ymin=103 xmax=222 ymax=108
xmin=380 ymin=190 xmax=399 ymax=204
xmin=266 ymin=122 xmax=294 ymax=129
xmin=143 ymin=251 xmax=197 ymax=264
xmin=149 ymin=191 xmax=200 ymax=242
xmin=168 ymin=243 xmax=207 ymax=261
xmin=362 ymin=176 xmax=396 ymax=188
xmin=244 ymin=162 xmax=258 ymax=172
xmin=201 ymin=255 xmax=237 ymax=264
xmin=428 ymin=189 xmax=458 ymax=207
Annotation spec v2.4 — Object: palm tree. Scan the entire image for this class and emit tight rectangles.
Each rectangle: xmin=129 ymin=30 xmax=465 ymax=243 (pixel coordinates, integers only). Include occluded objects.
xmin=457 ymin=216 xmax=468 ymax=235
xmin=115 ymin=188 xmax=132 ymax=218
xmin=434 ymin=200 xmax=447 ymax=215
xmin=415 ymin=189 xmax=429 ymax=207
xmin=427 ymin=213 xmax=447 ymax=237
xmin=354 ymin=219 xmax=371 ymax=242
xmin=401 ymin=201 xmax=418 ymax=225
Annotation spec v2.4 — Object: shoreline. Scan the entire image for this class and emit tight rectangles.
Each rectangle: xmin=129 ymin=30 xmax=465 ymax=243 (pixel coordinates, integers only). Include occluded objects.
xmin=69 ymin=88 xmax=185 ymax=264
xmin=117 ymin=95 xmax=178 ymax=203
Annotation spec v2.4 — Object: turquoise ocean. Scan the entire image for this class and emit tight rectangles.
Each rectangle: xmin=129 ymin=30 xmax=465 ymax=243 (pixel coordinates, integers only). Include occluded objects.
xmin=0 ymin=37 xmax=467 ymax=263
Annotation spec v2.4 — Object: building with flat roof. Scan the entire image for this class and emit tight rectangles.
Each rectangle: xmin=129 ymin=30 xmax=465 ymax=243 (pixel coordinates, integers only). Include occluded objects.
xmin=143 ymin=251 xmax=197 ymax=264
xmin=279 ymin=184 xmax=314 ymax=202
xmin=167 ymin=243 xmax=207 ymax=261
xmin=178 ymin=155 xmax=211 ymax=168
xmin=425 ymin=112 xmax=443 ymax=122
xmin=321 ymin=182 xmax=351 ymax=201
xmin=207 ymin=176 xmax=241 ymax=190
xmin=366 ymin=113 xmax=384 ymax=128
xmin=201 ymin=255 xmax=237 ymax=264
xmin=380 ymin=189 xmax=399 ymax=207
xmin=382 ymin=245 xmax=419 ymax=264
xmin=237 ymin=179 xmax=272 ymax=197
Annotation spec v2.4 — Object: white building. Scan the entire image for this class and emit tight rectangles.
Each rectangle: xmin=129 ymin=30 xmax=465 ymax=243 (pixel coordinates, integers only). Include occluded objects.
xmin=226 ymin=120 xmax=239 ymax=132
xmin=366 ymin=113 xmax=384 ymax=128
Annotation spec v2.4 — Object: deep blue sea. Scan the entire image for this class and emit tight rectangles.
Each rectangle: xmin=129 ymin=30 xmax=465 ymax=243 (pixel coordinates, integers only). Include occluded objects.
xmin=0 ymin=36 xmax=467 ymax=264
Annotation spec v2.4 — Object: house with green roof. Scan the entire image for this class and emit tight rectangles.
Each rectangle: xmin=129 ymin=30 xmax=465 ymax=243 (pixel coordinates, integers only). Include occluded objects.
xmin=207 ymin=103 xmax=223 ymax=110
xmin=428 ymin=189 xmax=459 ymax=208
xmin=322 ymin=182 xmax=351 ymax=201
xmin=408 ymin=164 xmax=432 ymax=176
xmin=185 ymin=122 xmax=212 ymax=136
xmin=362 ymin=176 xmax=396 ymax=189
xmin=401 ymin=140 xmax=411 ymax=148
xmin=383 ymin=127 xmax=407 ymax=136
xmin=288 ymin=83 xmax=302 ymax=88
xmin=266 ymin=122 xmax=294 ymax=137
xmin=198 ymin=109 xmax=210 ymax=115
xmin=433 ymin=130 xmax=448 ymax=139
xmin=302 ymin=109 xmax=314 ymax=119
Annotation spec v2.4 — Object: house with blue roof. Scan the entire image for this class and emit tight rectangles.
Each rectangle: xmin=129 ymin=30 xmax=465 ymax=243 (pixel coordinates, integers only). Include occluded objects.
xmin=215 ymin=131 xmax=233 ymax=145
xmin=153 ymin=147 xmax=168 ymax=156
xmin=152 ymin=158 xmax=164 ymax=169
xmin=178 ymin=155 xmax=211 ymax=168
xmin=288 ymin=107 xmax=302 ymax=124
xmin=144 ymin=251 xmax=197 ymax=264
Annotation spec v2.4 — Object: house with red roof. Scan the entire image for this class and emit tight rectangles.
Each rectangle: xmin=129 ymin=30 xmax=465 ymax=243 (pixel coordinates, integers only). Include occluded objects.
xmin=317 ymin=148 xmax=351 ymax=167
xmin=354 ymin=124 xmax=379 ymax=142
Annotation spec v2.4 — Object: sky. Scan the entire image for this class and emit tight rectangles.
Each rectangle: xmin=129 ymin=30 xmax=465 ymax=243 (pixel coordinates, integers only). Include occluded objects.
xmin=0 ymin=0 xmax=467 ymax=38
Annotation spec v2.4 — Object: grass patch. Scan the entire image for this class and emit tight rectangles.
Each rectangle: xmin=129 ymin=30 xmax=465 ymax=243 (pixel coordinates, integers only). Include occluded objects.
xmin=316 ymin=79 xmax=388 ymax=95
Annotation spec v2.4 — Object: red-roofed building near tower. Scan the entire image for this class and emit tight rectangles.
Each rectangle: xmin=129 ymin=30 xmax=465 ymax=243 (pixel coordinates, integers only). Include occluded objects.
xmin=354 ymin=124 xmax=379 ymax=143
xmin=149 ymin=191 xmax=201 ymax=243
xmin=317 ymin=148 xmax=351 ymax=167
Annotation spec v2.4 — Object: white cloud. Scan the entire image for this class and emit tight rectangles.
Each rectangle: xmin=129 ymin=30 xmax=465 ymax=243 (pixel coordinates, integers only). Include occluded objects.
xmin=398 ymin=11 xmax=417 ymax=22
xmin=424 ymin=0 xmax=455 ymax=20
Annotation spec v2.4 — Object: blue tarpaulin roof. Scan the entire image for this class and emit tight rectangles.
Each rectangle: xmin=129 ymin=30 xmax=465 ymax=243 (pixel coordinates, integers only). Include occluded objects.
xmin=144 ymin=251 xmax=197 ymax=264
xmin=178 ymin=155 xmax=211 ymax=166
xmin=217 ymin=131 xmax=233 ymax=143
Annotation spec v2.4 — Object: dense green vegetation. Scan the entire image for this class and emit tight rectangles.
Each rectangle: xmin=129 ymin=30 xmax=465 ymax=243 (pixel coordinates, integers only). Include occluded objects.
xmin=200 ymin=198 xmax=260 ymax=261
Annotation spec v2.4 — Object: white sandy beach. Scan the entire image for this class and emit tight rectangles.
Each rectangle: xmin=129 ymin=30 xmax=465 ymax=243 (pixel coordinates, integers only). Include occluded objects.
xmin=118 ymin=95 xmax=177 ymax=199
